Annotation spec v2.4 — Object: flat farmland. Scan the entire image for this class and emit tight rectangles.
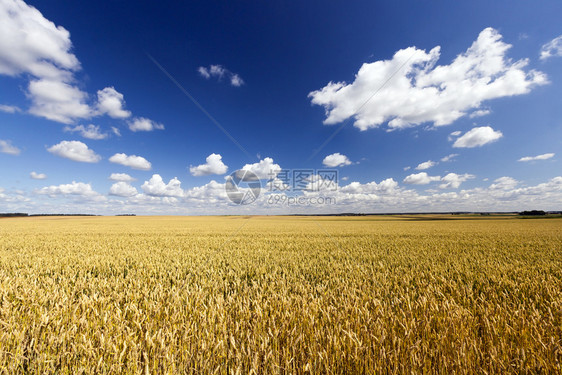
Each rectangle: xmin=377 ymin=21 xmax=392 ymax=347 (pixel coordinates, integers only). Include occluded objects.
xmin=0 ymin=216 xmax=561 ymax=373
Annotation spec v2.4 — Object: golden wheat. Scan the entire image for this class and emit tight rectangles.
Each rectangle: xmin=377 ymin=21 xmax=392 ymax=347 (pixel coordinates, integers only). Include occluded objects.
xmin=0 ymin=215 xmax=560 ymax=373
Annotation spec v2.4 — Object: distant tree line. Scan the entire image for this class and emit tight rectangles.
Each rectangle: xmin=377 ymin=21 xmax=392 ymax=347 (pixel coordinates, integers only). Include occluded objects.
xmin=0 ymin=213 xmax=138 ymax=217
xmin=518 ymin=210 xmax=547 ymax=216
xmin=0 ymin=213 xmax=99 ymax=217
xmin=0 ymin=213 xmax=28 ymax=217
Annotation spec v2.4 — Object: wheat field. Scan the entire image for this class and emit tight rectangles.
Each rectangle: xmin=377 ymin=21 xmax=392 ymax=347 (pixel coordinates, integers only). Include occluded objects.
xmin=0 ymin=215 xmax=561 ymax=373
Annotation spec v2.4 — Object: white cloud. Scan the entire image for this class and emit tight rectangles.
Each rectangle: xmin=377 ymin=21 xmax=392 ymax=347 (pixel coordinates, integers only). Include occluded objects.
xmin=189 ymin=153 xmax=228 ymax=176
xmin=30 ymin=171 xmax=47 ymax=180
xmin=439 ymin=173 xmax=475 ymax=189
xmin=518 ymin=153 xmax=554 ymax=162
xmin=141 ymin=174 xmax=184 ymax=197
xmin=339 ymin=178 xmax=398 ymax=194
xmin=128 ymin=117 xmax=164 ymax=132
xmin=27 ymin=79 xmax=92 ymax=124
xmin=415 ymin=160 xmax=437 ymax=170
xmin=184 ymin=180 xmax=229 ymax=203
xmin=198 ymin=64 xmax=244 ymax=87
xmin=197 ymin=66 xmax=211 ymax=79
xmin=447 ymin=131 xmax=462 ymax=143
xmin=37 ymin=181 xmax=103 ymax=201
xmin=540 ymin=35 xmax=562 ymax=60
xmin=0 ymin=0 xmax=96 ymax=124
xmin=63 ymin=124 xmax=108 ymax=140
xmin=109 ymin=181 xmax=138 ymax=197
xmin=96 ymin=87 xmax=131 ymax=119
xmin=490 ymin=176 xmax=518 ymax=190
xmin=230 ymin=74 xmax=244 ymax=87
xmin=309 ymin=28 xmax=547 ymax=131
xmin=109 ymin=173 xmax=136 ymax=182
xmin=469 ymin=109 xmax=491 ymax=118
xmin=240 ymin=157 xmax=281 ymax=179
xmin=111 ymin=127 xmax=121 ymax=137
xmin=0 ymin=187 xmax=29 ymax=205
xmin=322 ymin=152 xmax=352 ymax=167
xmin=452 ymin=126 xmax=503 ymax=148
xmin=403 ymin=166 xmax=411 ymax=171
xmin=210 ymin=65 xmax=226 ymax=78
xmin=403 ymin=172 xmax=441 ymax=185
xmin=0 ymin=139 xmax=21 ymax=155
xmin=0 ymin=1 xmax=147 ymax=126
xmin=440 ymin=153 xmax=458 ymax=162
xmin=0 ymin=0 xmax=80 ymax=80
xmin=47 ymin=140 xmax=100 ymax=163
xmin=12 ymin=172 xmax=562 ymax=215
xmin=109 ymin=153 xmax=152 ymax=170
xmin=0 ymin=104 xmax=21 ymax=113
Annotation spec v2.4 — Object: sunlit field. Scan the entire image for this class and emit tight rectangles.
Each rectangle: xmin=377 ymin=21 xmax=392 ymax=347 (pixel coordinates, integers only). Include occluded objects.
xmin=0 ymin=215 xmax=561 ymax=373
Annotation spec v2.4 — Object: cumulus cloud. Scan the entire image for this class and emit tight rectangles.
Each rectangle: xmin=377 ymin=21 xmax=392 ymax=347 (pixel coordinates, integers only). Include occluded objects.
xmin=403 ymin=166 xmax=411 ymax=171
xmin=0 ymin=1 xmax=151 ymax=126
xmin=197 ymin=66 xmax=211 ymax=79
xmin=184 ymin=180 xmax=229 ymax=203
xmin=189 ymin=153 xmax=228 ymax=176
xmin=452 ymin=126 xmax=503 ymax=148
xmin=439 ymin=173 xmax=475 ymax=189
xmin=109 ymin=153 xmax=152 ymax=170
xmin=109 ymin=181 xmax=138 ymax=197
xmin=37 ymin=181 xmax=104 ymax=201
xmin=0 ymin=0 xmax=80 ymax=79
xmin=141 ymin=174 xmax=184 ymax=197
xmin=448 ymin=131 xmax=462 ymax=142
xmin=128 ymin=117 xmax=164 ymax=132
xmin=14 ymin=170 xmax=562 ymax=215
xmin=469 ymin=109 xmax=491 ymax=118
xmin=230 ymin=74 xmax=244 ymax=87
xmin=96 ymin=87 xmax=131 ymax=118
xmin=540 ymin=35 xmax=562 ymax=60
xmin=322 ymin=153 xmax=352 ymax=167
xmin=209 ymin=65 xmax=226 ymax=78
xmin=30 ymin=171 xmax=47 ymax=180
xmin=63 ymin=124 xmax=108 ymax=140
xmin=490 ymin=176 xmax=518 ymax=190
xmin=111 ymin=127 xmax=121 ymax=137
xmin=309 ymin=28 xmax=547 ymax=131
xmin=47 ymin=140 xmax=100 ymax=162
xmin=109 ymin=173 xmax=136 ymax=182
xmin=339 ymin=178 xmax=398 ymax=194
xmin=0 ymin=139 xmax=21 ymax=155
xmin=240 ymin=157 xmax=281 ymax=179
xmin=0 ymin=187 xmax=29 ymax=205
xmin=440 ymin=153 xmax=458 ymax=162
xmin=27 ymin=79 xmax=92 ymax=124
xmin=403 ymin=172 xmax=441 ymax=185
xmin=0 ymin=104 xmax=21 ymax=113
xmin=198 ymin=64 xmax=244 ymax=86
xmin=415 ymin=160 xmax=437 ymax=170
xmin=518 ymin=153 xmax=554 ymax=162
xmin=0 ymin=0 xmax=95 ymax=123
xmin=403 ymin=171 xmax=474 ymax=189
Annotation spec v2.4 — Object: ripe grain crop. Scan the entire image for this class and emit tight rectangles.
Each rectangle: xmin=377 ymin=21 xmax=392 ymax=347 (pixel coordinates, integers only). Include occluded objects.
xmin=0 ymin=215 xmax=561 ymax=373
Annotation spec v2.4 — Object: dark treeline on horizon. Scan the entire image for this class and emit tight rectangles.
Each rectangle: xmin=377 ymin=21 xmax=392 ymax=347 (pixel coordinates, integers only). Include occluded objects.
xmin=1 ymin=212 xmax=560 ymax=218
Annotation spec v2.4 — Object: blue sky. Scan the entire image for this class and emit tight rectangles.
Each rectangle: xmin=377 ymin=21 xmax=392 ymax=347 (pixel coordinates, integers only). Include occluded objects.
xmin=0 ymin=0 xmax=561 ymax=214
